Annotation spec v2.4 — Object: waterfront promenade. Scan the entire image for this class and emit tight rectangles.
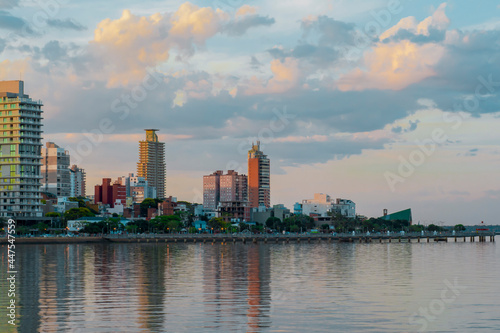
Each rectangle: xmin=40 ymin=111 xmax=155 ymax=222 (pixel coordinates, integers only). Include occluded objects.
xmin=1 ymin=231 xmax=496 ymax=245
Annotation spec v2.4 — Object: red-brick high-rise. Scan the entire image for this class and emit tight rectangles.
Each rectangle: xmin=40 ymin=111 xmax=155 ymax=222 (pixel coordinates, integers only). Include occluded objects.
xmin=248 ymin=141 xmax=270 ymax=209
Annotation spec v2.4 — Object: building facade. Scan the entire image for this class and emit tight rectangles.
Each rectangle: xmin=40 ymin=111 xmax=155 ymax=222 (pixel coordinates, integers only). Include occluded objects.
xmin=299 ymin=193 xmax=356 ymax=218
xmin=137 ymin=129 xmax=166 ymax=199
xmin=203 ymin=170 xmax=248 ymax=212
xmin=0 ymin=80 xmax=43 ymax=220
xmin=118 ymin=173 xmax=157 ymax=203
xmin=248 ymin=141 xmax=270 ymax=209
xmin=94 ymin=178 xmax=126 ymax=208
xmin=69 ymin=165 xmax=86 ymax=197
xmin=41 ymin=142 xmax=71 ymax=197
xmin=203 ymin=170 xmax=222 ymax=211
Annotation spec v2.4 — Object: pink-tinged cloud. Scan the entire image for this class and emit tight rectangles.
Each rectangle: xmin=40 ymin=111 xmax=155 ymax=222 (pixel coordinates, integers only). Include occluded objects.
xmin=244 ymin=57 xmax=301 ymax=95
xmin=0 ymin=59 xmax=29 ymax=80
xmin=273 ymin=135 xmax=329 ymax=143
xmin=90 ymin=3 xmax=228 ymax=87
xmin=236 ymin=5 xmax=257 ymax=17
xmin=337 ymin=4 xmax=450 ymax=92
xmin=337 ymin=40 xmax=445 ymax=91
xmin=380 ymin=3 xmax=449 ymax=41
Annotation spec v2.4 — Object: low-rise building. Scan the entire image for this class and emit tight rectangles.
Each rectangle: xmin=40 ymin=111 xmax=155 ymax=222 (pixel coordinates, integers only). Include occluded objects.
xmin=67 ymin=216 xmax=131 ymax=232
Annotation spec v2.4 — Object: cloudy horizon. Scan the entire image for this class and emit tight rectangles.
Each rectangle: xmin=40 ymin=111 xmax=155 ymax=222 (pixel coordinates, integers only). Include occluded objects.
xmin=1 ymin=0 xmax=499 ymax=225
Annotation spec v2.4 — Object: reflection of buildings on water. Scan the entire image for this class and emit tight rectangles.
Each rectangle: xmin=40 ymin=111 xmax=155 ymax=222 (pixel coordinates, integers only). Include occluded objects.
xmin=17 ymin=244 xmax=75 ymax=332
xmin=135 ymin=244 xmax=167 ymax=332
xmin=201 ymin=243 xmax=271 ymax=331
xmin=246 ymin=244 xmax=271 ymax=332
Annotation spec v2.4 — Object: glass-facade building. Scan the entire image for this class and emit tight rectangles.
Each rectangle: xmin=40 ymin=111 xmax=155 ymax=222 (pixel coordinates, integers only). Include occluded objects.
xmin=0 ymin=81 xmax=43 ymax=219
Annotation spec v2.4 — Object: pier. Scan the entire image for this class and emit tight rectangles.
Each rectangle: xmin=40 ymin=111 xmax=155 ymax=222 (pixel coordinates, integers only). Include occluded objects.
xmin=102 ymin=231 xmax=496 ymax=244
xmin=2 ymin=231 xmax=496 ymax=245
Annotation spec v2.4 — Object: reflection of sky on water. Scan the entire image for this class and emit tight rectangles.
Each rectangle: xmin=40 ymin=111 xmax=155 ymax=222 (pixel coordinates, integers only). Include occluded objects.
xmin=0 ymin=240 xmax=498 ymax=332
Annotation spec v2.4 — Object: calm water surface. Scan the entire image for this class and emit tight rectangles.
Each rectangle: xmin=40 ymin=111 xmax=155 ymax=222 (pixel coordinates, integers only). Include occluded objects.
xmin=0 ymin=238 xmax=499 ymax=332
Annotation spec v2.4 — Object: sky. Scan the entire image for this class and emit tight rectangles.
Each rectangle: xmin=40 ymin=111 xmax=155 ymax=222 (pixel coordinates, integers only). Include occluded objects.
xmin=1 ymin=0 xmax=499 ymax=225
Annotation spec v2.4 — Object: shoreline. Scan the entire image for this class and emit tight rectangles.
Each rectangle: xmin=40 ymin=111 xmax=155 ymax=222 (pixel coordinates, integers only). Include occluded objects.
xmin=0 ymin=232 xmax=496 ymax=245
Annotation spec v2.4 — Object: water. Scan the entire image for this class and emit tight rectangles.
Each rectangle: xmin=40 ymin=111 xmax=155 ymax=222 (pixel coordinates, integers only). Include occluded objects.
xmin=1 ymin=239 xmax=499 ymax=332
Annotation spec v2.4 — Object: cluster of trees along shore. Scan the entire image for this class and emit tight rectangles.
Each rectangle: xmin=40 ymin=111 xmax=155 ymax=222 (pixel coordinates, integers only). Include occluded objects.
xmin=2 ymin=197 xmax=467 ymax=235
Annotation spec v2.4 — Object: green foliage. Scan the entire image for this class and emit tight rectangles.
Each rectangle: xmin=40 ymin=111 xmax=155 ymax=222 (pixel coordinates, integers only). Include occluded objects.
xmin=140 ymin=198 xmax=161 ymax=216
xmin=80 ymin=218 xmax=124 ymax=234
xmin=151 ymin=215 xmax=182 ymax=233
xmin=266 ymin=217 xmax=282 ymax=230
xmin=454 ymin=224 xmax=466 ymax=232
xmin=427 ymin=224 xmax=445 ymax=232
xmin=320 ymin=224 xmax=330 ymax=231
xmin=208 ymin=217 xmax=227 ymax=231
xmin=45 ymin=212 xmax=61 ymax=218
xmin=409 ymin=224 xmax=424 ymax=232
xmin=283 ymin=214 xmax=315 ymax=232
xmin=188 ymin=227 xmax=197 ymax=234
xmin=64 ymin=207 xmax=95 ymax=221
xmin=68 ymin=197 xmax=86 ymax=208
xmin=35 ymin=222 xmax=49 ymax=232
xmin=16 ymin=226 xmax=30 ymax=235
xmin=125 ymin=219 xmax=149 ymax=233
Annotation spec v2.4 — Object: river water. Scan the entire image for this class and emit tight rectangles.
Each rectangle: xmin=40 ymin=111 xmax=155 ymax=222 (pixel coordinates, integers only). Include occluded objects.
xmin=0 ymin=238 xmax=499 ymax=332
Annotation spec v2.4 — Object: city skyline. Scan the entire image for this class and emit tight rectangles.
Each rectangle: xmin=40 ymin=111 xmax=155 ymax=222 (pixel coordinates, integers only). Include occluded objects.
xmin=1 ymin=1 xmax=499 ymax=224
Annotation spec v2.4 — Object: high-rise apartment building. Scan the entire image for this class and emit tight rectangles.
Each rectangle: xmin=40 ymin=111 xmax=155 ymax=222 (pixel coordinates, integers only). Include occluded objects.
xmin=137 ymin=129 xmax=166 ymax=199
xmin=69 ymin=165 xmax=86 ymax=197
xmin=203 ymin=170 xmax=222 ymax=211
xmin=41 ymin=142 xmax=71 ymax=197
xmin=248 ymin=141 xmax=270 ymax=208
xmin=220 ymin=170 xmax=248 ymax=202
xmin=0 ymin=80 xmax=43 ymax=220
xmin=203 ymin=170 xmax=248 ymax=212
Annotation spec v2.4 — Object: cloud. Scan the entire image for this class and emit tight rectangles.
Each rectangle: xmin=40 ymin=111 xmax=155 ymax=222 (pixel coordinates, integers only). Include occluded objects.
xmin=245 ymin=57 xmax=301 ymax=94
xmin=380 ymin=3 xmax=449 ymax=43
xmin=0 ymin=58 xmax=29 ymax=80
xmin=236 ymin=5 xmax=257 ymax=17
xmin=0 ymin=0 xmax=18 ymax=9
xmin=0 ymin=38 xmax=5 ymax=54
xmin=301 ymin=15 xmax=358 ymax=47
xmin=0 ymin=10 xmax=28 ymax=32
xmin=222 ymin=14 xmax=275 ymax=36
xmin=337 ymin=40 xmax=445 ymax=91
xmin=87 ymin=2 xmax=273 ymax=87
xmin=47 ymin=18 xmax=87 ymax=31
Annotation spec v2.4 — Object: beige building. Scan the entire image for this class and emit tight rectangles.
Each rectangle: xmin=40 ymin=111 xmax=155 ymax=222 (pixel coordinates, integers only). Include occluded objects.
xmin=0 ymin=80 xmax=43 ymax=220
xmin=41 ymin=142 xmax=71 ymax=197
xmin=137 ymin=129 xmax=166 ymax=199
xmin=70 ymin=165 xmax=86 ymax=197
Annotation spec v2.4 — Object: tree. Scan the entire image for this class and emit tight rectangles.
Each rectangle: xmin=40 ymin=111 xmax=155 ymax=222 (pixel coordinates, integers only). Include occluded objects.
xmin=427 ymin=224 xmax=444 ymax=232
xmin=64 ymin=207 xmax=95 ymax=221
xmin=35 ymin=222 xmax=49 ymax=233
xmin=45 ymin=212 xmax=61 ymax=218
xmin=454 ymin=224 xmax=466 ymax=232
xmin=208 ymin=217 xmax=224 ymax=230
xmin=140 ymin=198 xmax=161 ymax=217
xmin=16 ymin=226 xmax=30 ymax=235
xmin=266 ymin=217 xmax=282 ymax=230
xmin=152 ymin=215 xmax=182 ymax=233
xmin=284 ymin=215 xmax=315 ymax=232
xmin=68 ymin=197 xmax=86 ymax=208
xmin=320 ymin=224 xmax=330 ymax=232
